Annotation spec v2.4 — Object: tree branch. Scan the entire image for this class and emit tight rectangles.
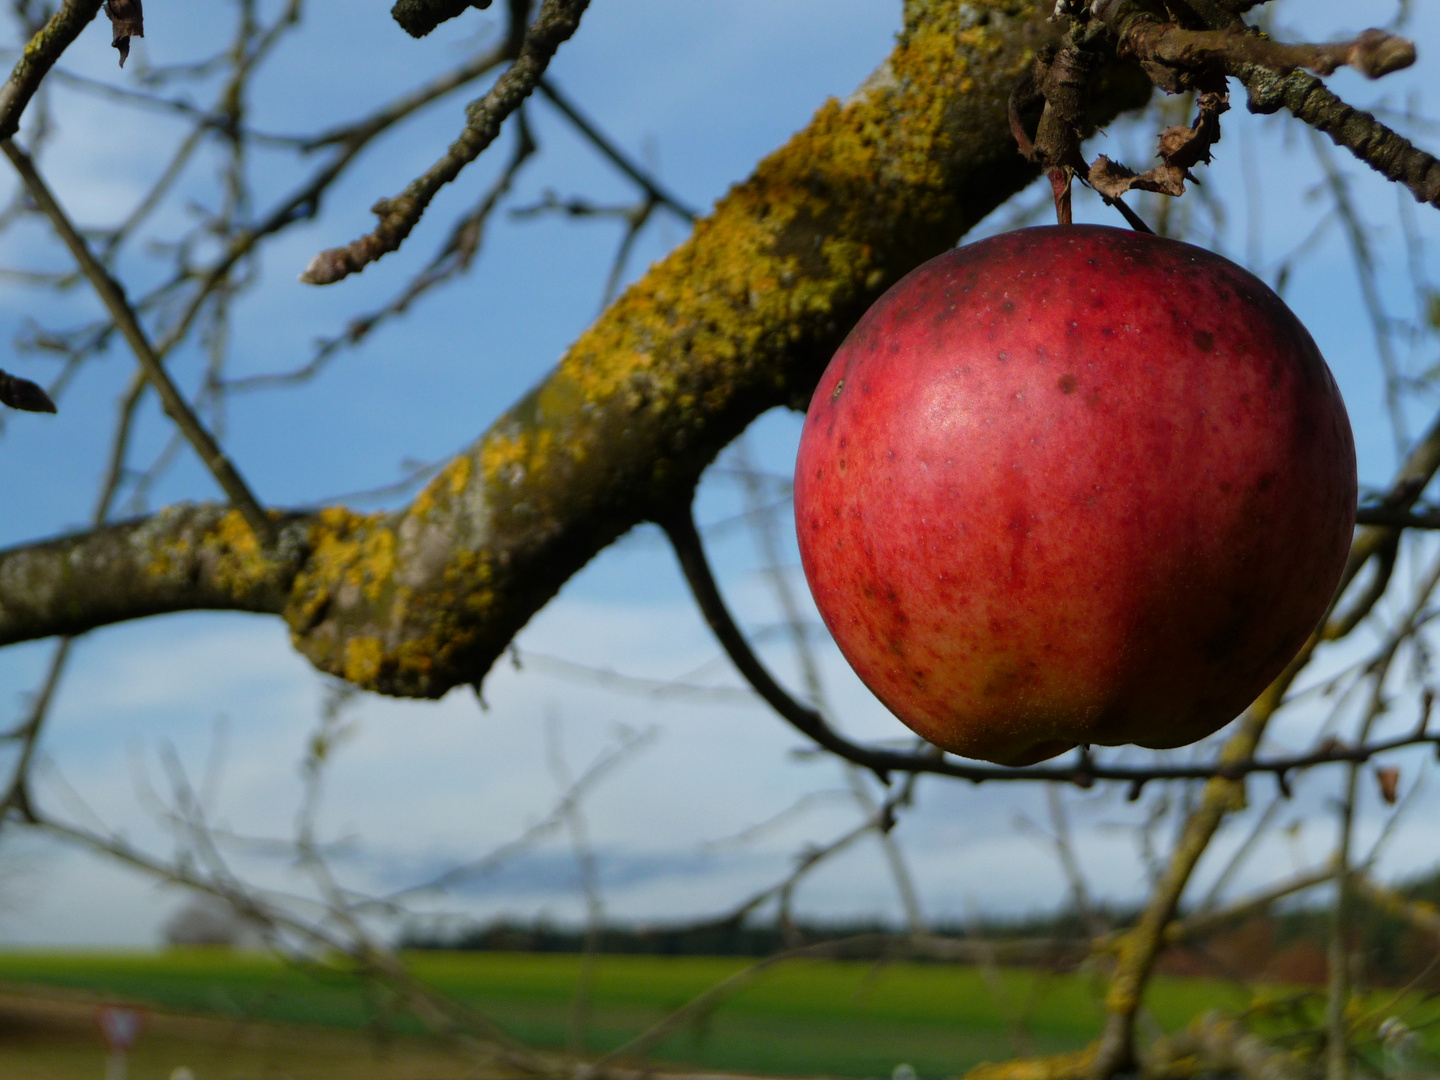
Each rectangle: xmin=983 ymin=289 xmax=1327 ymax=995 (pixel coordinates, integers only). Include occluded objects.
xmin=1115 ymin=0 xmax=1440 ymax=208
xmin=300 ymin=0 xmax=589 ymax=284
xmin=536 ymin=77 xmax=698 ymax=221
xmin=0 ymin=0 xmax=104 ymax=139
xmin=1240 ymin=64 xmax=1440 ymax=208
xmin=1 ymin=0 xmax=1147 ymax=695
xmin=1 ymin=140 xmax=277 ymax=547
xmin=1083 ymin=398 xmax=1440 ymax=1078
xmin=0 ymin=507 xmax=306 ymax=641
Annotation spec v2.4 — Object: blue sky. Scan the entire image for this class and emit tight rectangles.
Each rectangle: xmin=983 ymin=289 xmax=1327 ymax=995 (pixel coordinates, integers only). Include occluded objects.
xmin=1 ymin=0 xmax=1439 ymax=947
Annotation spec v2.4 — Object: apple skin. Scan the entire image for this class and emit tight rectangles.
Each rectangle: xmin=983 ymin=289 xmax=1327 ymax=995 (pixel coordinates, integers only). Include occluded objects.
xmin=793 ymin=225 xmax=1356 ymax=767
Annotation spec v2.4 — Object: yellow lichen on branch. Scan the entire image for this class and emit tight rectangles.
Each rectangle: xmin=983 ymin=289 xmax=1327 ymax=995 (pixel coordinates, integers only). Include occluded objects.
xmin=0 ymin=0 xmax=1153 ymax=694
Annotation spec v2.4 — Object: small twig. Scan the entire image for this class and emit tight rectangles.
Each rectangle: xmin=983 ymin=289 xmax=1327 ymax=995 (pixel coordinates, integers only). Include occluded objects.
xmin=227 ymin=111 xmax=537 ymax=393
xmin=1147 ymin=0 xmax=1440 ymax=207
xmin=1310 ymin=131 xmax=1408 ymax=454
xmin=37 ymin=811 xmax=550 ymax=1074
xmin=537 ymin=77 xmax=698 ymax=221
xmin=684 ymin=776 xmax=919 ymax=936
xmin=730 ymin=436 xmax=929 ymax=936
xmin=1196 ymin=790 xmax=1285 ymax=910
xmin=301 ymin=37 xmax=515 ymax=151
xmin=1354 ymin=874 xmax=1440 ymax=939
xmin=1355 ymin=506 xmax=1440 ymax=529
xmin=598 ymin=196 xmax=656 ymax=309
xmin=366 ymin=727 xmax=656 ymax=908
xmin=300 ymin=0 xmax=590 ymax=285
xmin=0 ymin=637 xmax=72 ymax=822
xmin=1047 ymin=784 xmax=1106 ymax=936
xmin=1105 ymin=18 xmax=1416 ymax=81
xmin=1328 ymin=552 xmax=1440 ymax=1080
xmin=544 ymin=712 xmax=604 ymax=1054
xmin=1 ymin=62 xmax=308 ymax=147
xmin=1157 ymin=865 xmax=1338 ymax=947
xmin=592 ymin=934 xmax=906 ymax=1067
xmin=0 ymin=0 xmax=104 ymax=139
xmin=660 ymin=496 xmax=1440 ymax=791
xmin=1 ymin=139 xmax=276 ymax=547
xmin=1186 ymin=1011 xmax=1310 ymax=1080
xmin=512 ymin=650 xmax=759 ymax=704
xmin=1327 ymin=404 xmax=1440 ymax=635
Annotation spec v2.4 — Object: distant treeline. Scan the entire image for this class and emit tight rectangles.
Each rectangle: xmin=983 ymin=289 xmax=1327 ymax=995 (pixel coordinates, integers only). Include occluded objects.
xmin=398 ymin=907 xmax=1142 ymax=960
xmin=402 ymin=920 xmax=904 ymax=958
xmin=400 ymin=865 xmax=1440 ymax=988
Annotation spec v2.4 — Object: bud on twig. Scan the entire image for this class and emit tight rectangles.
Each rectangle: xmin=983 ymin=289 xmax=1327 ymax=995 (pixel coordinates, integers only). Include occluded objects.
xmin=0 ymin=370 xmax=56 ymax=413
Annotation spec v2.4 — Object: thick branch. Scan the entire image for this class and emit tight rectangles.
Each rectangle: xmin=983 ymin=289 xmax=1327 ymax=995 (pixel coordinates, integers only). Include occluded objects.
xmin=0 ymin=508 xmax=306 ymax=641
xmin=1 ymin=1 xmax=1149 ymax=695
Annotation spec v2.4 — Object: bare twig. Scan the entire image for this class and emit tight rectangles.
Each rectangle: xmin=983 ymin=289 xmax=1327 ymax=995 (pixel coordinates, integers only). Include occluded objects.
xmin=1047 ymin=785 xmax=1106 ymax=936
xmin=731 ymin=438 xmax=928 ymax=935
xmin=1157 ymin=865 xmax=1339 ymax=948
xmin=545 ymin=713 xmax=605 ymax=1054
xmin=0 ymin=0 xmax=103 ymax=138
xmin=661 ymin=496 xmax=1440 ymax=792
xmin=1 ymin=139 xmax=276 ymax=546
xmin=1133 ymin=0 xmax=1440 ymax=208
xmin=1324 ymin=552 xmax=1440 ymax=1080
xmin=366 ymin=727 xmax=656 ymax=908
xmin=227 ymin=111 xmax=538 ymax=392
xmin=1104 ymin=17 xmax=1416 ymax=82
xmin=0 ymin=637 xmax=72 ymax=821
xmin=300 ymin=0 xmax=589 ymax=284
xmin=38 ymin=811 xmax=552 ymax=1074
xmin=536 ymin=77 xmax=698 ymax=221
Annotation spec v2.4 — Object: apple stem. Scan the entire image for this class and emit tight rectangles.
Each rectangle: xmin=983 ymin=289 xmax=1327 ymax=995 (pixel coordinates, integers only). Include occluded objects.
xmin=1048 ymin=167 xmax=1074 ymax=226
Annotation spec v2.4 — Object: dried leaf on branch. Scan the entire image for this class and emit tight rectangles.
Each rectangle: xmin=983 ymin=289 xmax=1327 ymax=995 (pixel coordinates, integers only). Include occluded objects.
xmin=1088 ymin=156 xmax=1186 ymax=199
xmin=1375 ymin=765 xmax=1401 ymax=805
xmin=103 ymin=0 xmax=143 ymax=68
xmin=1087 ymin=90 xmax=1227 ymax=201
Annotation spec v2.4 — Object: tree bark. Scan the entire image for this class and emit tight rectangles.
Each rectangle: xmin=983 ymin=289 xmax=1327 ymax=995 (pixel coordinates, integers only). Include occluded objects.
xmin=0 ymin=0 xmax=1150 ymax=697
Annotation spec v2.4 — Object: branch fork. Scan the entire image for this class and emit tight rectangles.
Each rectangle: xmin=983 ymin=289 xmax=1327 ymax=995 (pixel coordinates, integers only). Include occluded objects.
xmin=1011 ymin=0 xmax=1430 ymax=224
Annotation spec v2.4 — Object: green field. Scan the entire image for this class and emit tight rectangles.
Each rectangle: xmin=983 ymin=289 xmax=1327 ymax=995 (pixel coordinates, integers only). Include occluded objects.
xmin=0 ymin=950 xmax=1290 ymax=1077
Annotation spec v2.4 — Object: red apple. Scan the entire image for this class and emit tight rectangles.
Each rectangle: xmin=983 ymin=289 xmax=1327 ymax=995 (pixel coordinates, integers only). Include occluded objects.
xmin=793 ymin=225 xmax=1356 ymax=767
